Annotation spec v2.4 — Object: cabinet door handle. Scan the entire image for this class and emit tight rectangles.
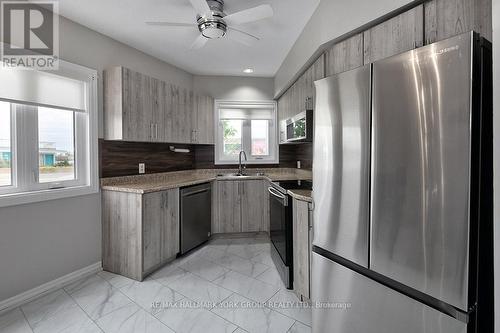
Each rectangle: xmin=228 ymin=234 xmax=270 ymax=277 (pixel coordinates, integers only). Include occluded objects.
xmin=150 ymin=123 xmax=153 ymax=140
xmin=155 ymin=123 xmax=158 ymax=140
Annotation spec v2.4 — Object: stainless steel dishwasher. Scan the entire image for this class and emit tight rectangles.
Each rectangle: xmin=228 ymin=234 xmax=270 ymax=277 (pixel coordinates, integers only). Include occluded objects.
xmin=180 ymin=182 xmax=211 ymax=254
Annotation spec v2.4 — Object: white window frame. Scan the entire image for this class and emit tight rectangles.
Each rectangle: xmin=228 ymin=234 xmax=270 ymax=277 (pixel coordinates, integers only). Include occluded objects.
xmin=215 ymin=100 xmax=278 ymax=165
xmin=0 ymin=60 xmax=99 ymax=207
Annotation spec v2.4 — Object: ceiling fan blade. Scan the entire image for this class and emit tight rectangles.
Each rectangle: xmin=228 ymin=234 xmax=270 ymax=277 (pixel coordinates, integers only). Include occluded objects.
xmin=224 ymin=4 xmax=273 ymax=26
xmin=146 ymin=21 xmax=196 ymax=27
xmin=190 ymin=35 xmax=208 ymax=50
xmin=188 ymin=0 xmax=210 ymax=14
xmin=226 ymin=27 xmax=260 ymax=46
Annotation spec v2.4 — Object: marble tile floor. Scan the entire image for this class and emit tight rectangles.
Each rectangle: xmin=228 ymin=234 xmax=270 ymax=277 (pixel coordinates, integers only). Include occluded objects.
xmin=0 ymin=235 xmax=311 ymax=333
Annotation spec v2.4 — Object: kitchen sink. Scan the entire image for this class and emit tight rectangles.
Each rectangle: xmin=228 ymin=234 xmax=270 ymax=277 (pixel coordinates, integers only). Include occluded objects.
xmin=217 ymin=172 xmax=266 ymax=178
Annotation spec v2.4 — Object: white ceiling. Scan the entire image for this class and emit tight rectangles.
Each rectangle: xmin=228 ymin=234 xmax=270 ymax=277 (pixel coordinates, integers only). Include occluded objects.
xmin=57 ymin=0 xmax=320 ymax=77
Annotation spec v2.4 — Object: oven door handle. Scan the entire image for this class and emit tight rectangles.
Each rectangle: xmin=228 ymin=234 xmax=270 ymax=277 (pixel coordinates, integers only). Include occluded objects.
xmin=268 ymin=187 xmax=288 ymax=206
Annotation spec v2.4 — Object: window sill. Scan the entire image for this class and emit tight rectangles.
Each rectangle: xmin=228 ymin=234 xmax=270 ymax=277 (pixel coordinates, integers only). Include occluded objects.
xmin=214 ymin=160 xmax=279 ymax=165
xmin=0 ymin=184 xmax=99 ymax=208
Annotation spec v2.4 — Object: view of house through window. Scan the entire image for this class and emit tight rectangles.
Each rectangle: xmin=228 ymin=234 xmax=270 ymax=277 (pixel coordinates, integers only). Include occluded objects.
xmin=251 ymin=120 xmax=269 ymax=156
xmin=38 ymin=107 xmax=76 ymax=183
xmin=0 ymin=101 xmax=11 ymax=187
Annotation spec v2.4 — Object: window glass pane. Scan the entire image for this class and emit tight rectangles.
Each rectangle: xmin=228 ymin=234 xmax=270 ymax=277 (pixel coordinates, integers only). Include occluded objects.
xmin=222 ymin=119 xmax=242 ymax=157
xmin=251 ymin=120 xmax=269 ymax=156
xmin=0 ymin=101 xmax=11 ymax=186
xmin=38 ymin=107 xmax=75 ymax=183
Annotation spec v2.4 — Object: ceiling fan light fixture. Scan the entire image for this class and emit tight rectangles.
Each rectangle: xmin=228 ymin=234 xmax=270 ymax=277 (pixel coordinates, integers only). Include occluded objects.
xmin=198 ymin=17 xmax=227 ymax=39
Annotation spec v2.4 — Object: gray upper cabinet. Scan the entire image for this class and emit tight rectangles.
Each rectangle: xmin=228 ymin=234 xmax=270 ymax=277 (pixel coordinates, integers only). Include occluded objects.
xmin=424 ymin=0 xmax=492 ymax=43
xmin=104 ymin=66 xmax=214 ymax=144
xmin=150 ymin=77 xmax=164 ymax=142
xmin=104 ymin=67 xmax=154 ymax=142
xmin=277 ymin=88 xmax=291 ymax=124
xmin=363 ymin=5 xmax=424 ymax=63
xmin=159 ymin=80 xmax=173 ymax=142
xmin=193 ymin=94 xmax=215 ymax=144
xmin=277 ymin=54 xmax=325 ymax=124
xmin=326 ymin=33 xmax=364 ymax=76
xmin=301 ymin=54 xmax=325 ymax=111
xmin=241 ymin=180 xmax=266 ymax=233
xmin=173 ymin=87 xmax=193 ymax=144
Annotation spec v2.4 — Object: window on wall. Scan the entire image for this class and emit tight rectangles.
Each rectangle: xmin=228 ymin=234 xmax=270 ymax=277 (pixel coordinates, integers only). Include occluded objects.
xmin=0 ymin=101 xmax=12 ymax=187
xmin=0 ymin=61 xmax=98 ymax=207
xmin=215 ymin=101 xmax=278 ymax=164
xmin=38 ymin=107 xmax=76 ymax=183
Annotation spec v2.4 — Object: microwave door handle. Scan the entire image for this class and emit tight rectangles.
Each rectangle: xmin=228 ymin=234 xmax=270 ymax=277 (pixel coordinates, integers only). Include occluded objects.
xmin=268 ymin=187 xmax=288 ymax=206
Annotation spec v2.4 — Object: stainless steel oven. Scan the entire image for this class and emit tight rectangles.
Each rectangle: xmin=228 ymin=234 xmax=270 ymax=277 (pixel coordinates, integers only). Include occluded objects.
xmin=279 ymin=110 xmax=313 ymax=144
xmin=269 ymin=180 xmax=312 ymax=289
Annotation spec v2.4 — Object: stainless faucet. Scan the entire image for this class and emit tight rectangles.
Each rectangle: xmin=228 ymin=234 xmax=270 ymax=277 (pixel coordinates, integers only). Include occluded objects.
xmin=238 ymin=150 xmax=247 ymax=175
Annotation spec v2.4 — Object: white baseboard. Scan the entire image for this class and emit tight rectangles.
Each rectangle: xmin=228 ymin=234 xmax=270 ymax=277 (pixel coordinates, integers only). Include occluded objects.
xmin=0 ymin=262 xmax=102 ymax=314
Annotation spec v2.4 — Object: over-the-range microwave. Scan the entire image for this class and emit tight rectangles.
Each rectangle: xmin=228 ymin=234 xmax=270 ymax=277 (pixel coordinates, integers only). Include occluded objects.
xmin=279 ymin=110 xmax=313 ymax=144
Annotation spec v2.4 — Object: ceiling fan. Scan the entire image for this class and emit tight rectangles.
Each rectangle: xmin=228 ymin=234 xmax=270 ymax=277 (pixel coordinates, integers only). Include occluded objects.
xmin=146 ymin=0 xmax=274 ymax=50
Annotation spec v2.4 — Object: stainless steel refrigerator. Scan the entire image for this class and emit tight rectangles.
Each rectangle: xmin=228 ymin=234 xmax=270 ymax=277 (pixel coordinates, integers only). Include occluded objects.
xmin=311 ymin=32 xmax=493 ymax=333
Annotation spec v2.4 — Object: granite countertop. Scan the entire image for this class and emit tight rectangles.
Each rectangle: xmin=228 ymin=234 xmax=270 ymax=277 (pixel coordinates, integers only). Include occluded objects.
xmin=101 ymin=168 xmax=312 ymax=194
xmin=287 ymin=189 xmax=313 ymax=203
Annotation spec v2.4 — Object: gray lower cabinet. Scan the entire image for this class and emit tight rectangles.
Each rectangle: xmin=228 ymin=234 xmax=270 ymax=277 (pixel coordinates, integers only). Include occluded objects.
xmin=293 ymin=198 xmax=313 ymax=300
xmin=241 ymin=180 xmax=266 ymax=232
xmin=102 ymin=188 xmax=179 ymax=281
xmin=216 ymin=180 xmax=241 ymax=233
xmin=215 ymin=180 xmax=268 ymax=234
xmin=363 ymin=5 xmax=424 ymax=64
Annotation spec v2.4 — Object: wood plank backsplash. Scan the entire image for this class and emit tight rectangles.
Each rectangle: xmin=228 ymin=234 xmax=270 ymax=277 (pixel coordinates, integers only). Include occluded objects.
xmin=100 ymin=140 xmax=313 ymax=177
xmin=193 ymin=144 xmax=312 ymax=170
xmin=99 ymin=140 xmax=194 ymax=178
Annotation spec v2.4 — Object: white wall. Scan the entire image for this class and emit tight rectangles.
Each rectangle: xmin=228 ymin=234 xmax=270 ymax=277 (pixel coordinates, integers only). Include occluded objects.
xmin=0 ymin=15 xmax=193 ymax=302
xmin=193 ymin=76 xmax=274 ymax=101
xmin=274 ymin=0 xmax=414 ymax=96
xmin=493 ymin=0 xmax=499 ymax=331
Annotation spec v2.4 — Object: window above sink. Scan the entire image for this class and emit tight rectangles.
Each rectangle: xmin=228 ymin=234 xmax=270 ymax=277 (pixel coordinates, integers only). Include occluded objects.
xmin=215 ymin=100 xmax=278 ymax=165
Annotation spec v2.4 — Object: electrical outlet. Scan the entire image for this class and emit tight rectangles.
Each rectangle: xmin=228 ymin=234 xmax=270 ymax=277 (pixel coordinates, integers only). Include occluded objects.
xmin=139 ymin=163 xmax=145 ymax=174
xmin=297 ymin=161 xmax=301 ymax=169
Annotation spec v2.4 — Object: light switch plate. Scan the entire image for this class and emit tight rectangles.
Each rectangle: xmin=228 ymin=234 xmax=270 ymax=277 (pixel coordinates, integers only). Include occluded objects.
xmin=139 ymin=163 xmax=145 ymax=174
xmin=297 ymin=161 xmax=301 ymax=169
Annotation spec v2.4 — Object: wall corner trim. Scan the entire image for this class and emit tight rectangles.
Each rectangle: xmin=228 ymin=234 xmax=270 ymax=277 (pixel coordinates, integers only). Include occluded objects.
xmin=0 ymin=262 xmax=102 ymax=314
